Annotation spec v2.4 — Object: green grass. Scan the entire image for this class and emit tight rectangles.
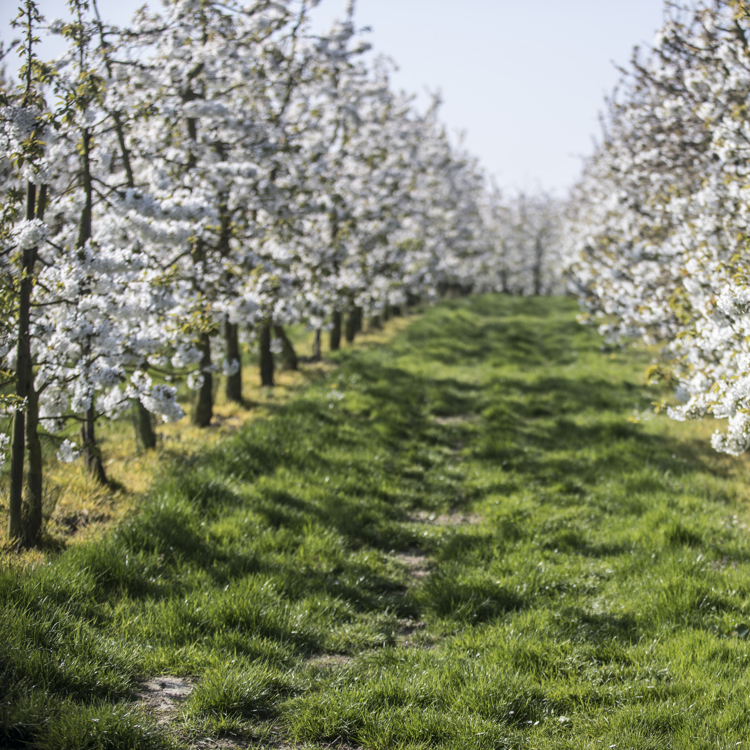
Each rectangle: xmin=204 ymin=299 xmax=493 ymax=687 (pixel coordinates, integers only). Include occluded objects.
xmin=3 ymin=295 xmax=750 ymax=749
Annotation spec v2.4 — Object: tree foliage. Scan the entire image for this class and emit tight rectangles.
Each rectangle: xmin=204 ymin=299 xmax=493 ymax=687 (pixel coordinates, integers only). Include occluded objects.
xmin=565 ymin=0 xmax=750 ymax=455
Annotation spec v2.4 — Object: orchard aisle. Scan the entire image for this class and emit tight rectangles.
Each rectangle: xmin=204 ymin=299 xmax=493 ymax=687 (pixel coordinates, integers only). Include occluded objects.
xmin=3 ymin=295 xmax=750 ymax=749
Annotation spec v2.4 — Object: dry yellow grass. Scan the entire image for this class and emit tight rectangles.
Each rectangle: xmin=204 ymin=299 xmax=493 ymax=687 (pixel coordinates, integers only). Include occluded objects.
xmin=0 ymin=315 xmax=415 ymax=567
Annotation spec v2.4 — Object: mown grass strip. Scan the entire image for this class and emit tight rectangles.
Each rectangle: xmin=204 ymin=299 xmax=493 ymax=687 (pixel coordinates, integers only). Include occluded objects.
xmin=2 ymin=295 xmax=750 ymax=749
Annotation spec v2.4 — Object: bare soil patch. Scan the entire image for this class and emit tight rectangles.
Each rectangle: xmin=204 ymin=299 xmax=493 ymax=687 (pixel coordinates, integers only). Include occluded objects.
xmin=137 ymin=676 xmax=194 ymax=723
xmin=394 ymin=548 xmax=431 ymax=580
xmin=395 ymin=617 xmax=432 ymax=648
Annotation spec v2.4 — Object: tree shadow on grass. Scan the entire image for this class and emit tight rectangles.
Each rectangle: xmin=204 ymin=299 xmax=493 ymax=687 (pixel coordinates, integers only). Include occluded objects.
xmin=558 ymin=606 xmax=641 ymax=646
xmin=107 ymin=296 xmax=733 ymax=614
xmin=474 ymin=370 xmax=718 ymax=494
xmin=399 ymin=296 xmax=597 ymax=369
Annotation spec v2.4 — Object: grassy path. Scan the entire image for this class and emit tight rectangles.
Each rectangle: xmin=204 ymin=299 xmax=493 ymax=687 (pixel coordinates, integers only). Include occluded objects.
xmin=3 ymin=295 xmax=750 ymax=749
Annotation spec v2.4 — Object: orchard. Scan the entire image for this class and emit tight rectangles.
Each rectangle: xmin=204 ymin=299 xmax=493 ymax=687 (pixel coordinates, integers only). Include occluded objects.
xmin=6 ymin=2 xmax=750 ymax=749
xmin=0 ymin=0 xmax=562 ymax=547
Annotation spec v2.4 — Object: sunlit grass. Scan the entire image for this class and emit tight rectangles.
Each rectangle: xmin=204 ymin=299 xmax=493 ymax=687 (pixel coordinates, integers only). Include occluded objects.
xmin=3 ymin=295 xmax=750 ymax=749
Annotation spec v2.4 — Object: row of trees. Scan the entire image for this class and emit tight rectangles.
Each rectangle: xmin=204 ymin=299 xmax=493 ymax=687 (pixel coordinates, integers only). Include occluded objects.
xmin=497 ymin=190 xmax=564 ymax=296
xmin=1 ymin=0 xmax=565 ymax=545
xmin=565 ymin=0 xmax=750 ymax=456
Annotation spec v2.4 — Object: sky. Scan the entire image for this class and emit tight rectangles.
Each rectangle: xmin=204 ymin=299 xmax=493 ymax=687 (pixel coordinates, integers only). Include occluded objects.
xmin=1 ymin=0 xmax=667 ymax=194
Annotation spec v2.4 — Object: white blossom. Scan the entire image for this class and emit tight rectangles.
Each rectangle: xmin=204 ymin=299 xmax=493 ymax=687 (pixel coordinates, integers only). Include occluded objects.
xmin=222 ymin=358 xmax=240 ymax=377
xmin=186 ymin=372 xmax=205 ymax=391
xmin=57 ymin=439 xmax=80 ymax=463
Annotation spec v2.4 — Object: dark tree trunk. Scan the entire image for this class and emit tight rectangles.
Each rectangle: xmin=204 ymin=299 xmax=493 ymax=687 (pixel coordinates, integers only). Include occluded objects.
xmin=76 ymin=128 xmax=108 ymax=484
xmin=192 ymin=332 xmax=213 ymax=427
xmin=80 ymin=392 xmax=106 ymax=482
xmin=533 ymin=237 xmax=543 ymax=296
xmin=274 ymin=325 xmax=298 ymax=371
xmin=224 ymin=319 xmax=243 ymax=404
xmin=22 ymin=383 xmax=43 ymax=546
xmin=312 ymin=329 xmax=322 ymax=361
xmin=79 ymin=366 xmax=106 ymax=494
xmin=329 ymin=310 xmax=342 ymax=351
xmin=345 ymin=308 xmax=358 ymax=344
xmin=9 ymin=186 xmax=33 ymax=540
xmin=259 ymin=321 xmax=274 ymax=387
xmin=369 ymin=313 xmax=382 ymax=331
xmin=133 ymin=397 xmax=156 ymax=451
xmin=8 ymin=409 xmax=25 ymax=543
xmin=23 ymin=188 xmax=46 ymax=544
xmin=10 ymin=183 xmax=45 ymax=543
xmin=81 ymin=403 xmax=107 ymax=485
xmin=382 ymin=306 xmax=391 ymax=323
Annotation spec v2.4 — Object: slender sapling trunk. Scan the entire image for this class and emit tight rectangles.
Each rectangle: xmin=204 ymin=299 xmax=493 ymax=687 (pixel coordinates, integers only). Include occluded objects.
xmin=259 ymin=321 xmax=274 ymax=387
xmin=9 ymin=182 xmax=42 ymax=543
xmin=224 ymin=319 xmax=243 ymax=404
xmin=274 ymin=325 xmax=298 ymax=371
xmin=330 ymin=310 xmax=342 ymax=351
xmin=133 ymin=397 xmax=157 ymax=451
xmin=312 ymin=329 xmax=322 ymax=360
xmin=345 ymin=308 xmax=357 ymax=344
xmin=192 ymin=332 xmax=213 ymax=427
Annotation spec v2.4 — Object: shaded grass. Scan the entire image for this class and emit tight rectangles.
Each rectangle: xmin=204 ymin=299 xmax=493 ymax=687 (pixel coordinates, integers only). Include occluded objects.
xmin=3 ymin=295 xmax=750 ymax=748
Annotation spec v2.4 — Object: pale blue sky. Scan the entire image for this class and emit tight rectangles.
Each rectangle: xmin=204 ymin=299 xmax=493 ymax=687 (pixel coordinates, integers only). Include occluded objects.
xmin=2 ymin=0 xmax=666 ymax=193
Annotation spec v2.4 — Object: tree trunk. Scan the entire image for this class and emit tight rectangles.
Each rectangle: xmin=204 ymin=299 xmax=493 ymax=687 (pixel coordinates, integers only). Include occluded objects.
xmin=369 ymin=313 xmax=382 ymax=331
xmin=23 ymin=185 xmax=47 ymax=544
xmin=77 ymin=128 xmax=108 ymax=485
xmin=533 ymin=237 xmax=543 ymax=296
xmin=192 ymin=332 xmax=213 ymax=427
xmin=312 ymin=329 xmax=322 ymax=361
xmin=101 ymin=65 xmax=161 ymax=451
xmin=9 ymin=182 xmax=41 ymax=543
xmin=8 ymin=410 xmax=25 ymax=543
xmin=133 ymin=356 xmax=157 ymax=450
xmin=23 ymin=384 xmax=43 ymax=546
xmin=103 ymin=79 xmax=160 ymax=450
xmin=259 ymin=321 xmax=274 ymax=387
xmin=329 ymin=310 xmax=342 ymax=352
xmin=274 ymin=325 xmax=298 ymax=371
xmin=133 ymin=397 xmax=157 ymax=451
xmin=78 ymin=353 xmax=107 ymax=483
xmin=81 ymin=402 xmax=107 ymax=485
xmin=345 ymin=309 xmax=357 ymax=344
xmin=224 ymin=319 xmax=243 ymax=404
